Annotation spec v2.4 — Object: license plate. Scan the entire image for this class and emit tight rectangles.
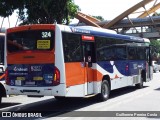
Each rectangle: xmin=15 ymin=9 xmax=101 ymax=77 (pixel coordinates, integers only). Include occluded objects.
xmin=33 ymin=77 xmax=43 ymax=80
xmin=17 ymin=77 xmax=25 ymax=80
xmin=25 ymin=81 xmax=35 ymax=85
xmin=15 ymin=80 xmax=22 ymax=86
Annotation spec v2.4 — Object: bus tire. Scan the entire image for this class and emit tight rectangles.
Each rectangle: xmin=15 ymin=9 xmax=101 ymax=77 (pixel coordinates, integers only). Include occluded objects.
xmin=0 ymin=83 xmax=6 ymax=104
xmin=98 ymin=80 xmax=110 ymax=101
xmin=136 ymin=76 xmax=143 ymax=89
xmin=54 ymin=96 xmax=66 ymax=101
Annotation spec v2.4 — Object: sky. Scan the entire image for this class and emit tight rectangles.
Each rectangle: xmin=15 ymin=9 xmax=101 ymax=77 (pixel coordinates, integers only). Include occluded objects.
xmin=74 ymin=0 xmax=141 ymax=20
xmin=72 ymin=0 xmax=160 ymax=22
xmin=0 ymin=0 xmax=159 ymax=28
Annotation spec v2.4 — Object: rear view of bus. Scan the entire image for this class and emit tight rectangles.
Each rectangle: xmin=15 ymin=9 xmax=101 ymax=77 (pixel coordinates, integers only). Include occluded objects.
xmin=5 ymin=24 xmax=153 ymax=101
xmin=0 ymin=33 xmax=7 ymax=104
xmin=0 ymin=33 xmax=5 ymax=80
xmin=5 ymin=24 xmax=65 ymax=97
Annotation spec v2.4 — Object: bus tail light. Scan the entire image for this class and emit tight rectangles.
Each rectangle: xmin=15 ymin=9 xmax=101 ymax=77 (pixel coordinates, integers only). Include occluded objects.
xmin=53 ymin=67 xmax=60 ymax=86
xmin=125 ymin=65 xmax=129 ymax=71
xmin=5 ymin=68 xmax=10 ymax=85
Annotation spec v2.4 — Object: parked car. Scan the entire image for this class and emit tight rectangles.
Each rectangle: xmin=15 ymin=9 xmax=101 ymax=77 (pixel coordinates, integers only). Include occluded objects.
xmin=153 ymin=61 xmax=160 ymax=73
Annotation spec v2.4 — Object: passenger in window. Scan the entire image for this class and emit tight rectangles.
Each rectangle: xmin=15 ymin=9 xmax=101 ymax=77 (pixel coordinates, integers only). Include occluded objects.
xmin=128 ymin=50 xmax=134 ymax=59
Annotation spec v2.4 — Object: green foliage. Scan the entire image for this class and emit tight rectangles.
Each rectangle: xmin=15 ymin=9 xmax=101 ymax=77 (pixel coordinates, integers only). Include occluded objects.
xmin=150 ymin=40 xmax=160 ymax=60
xmin=0 ymin=0 xmax=25 ymax=17
xmin=152 ymin=12 xmax=160 ymax=16
xmin=92 ymin=15 xmax=104 ymax=21
xmin=0 ymin=0 xmax=80 ymax=25
xmin=150 ymin=40 xmax=160 ymax=54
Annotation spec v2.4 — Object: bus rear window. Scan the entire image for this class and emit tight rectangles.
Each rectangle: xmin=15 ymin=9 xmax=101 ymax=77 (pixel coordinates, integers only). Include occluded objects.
xmin=7 ymin=30 xmax=54 ymax=53
xmin=0 ymin=36 xmax=4 ymax=64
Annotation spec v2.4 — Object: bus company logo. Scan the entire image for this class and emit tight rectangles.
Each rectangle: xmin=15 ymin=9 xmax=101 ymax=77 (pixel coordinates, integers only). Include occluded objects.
xmin=71 ymin=28 xmax=90 ymax=34
xmin=138 ymin=64 xmax=144 ymax=68
xmin=13 ymin=67 xmax=28 ymax=72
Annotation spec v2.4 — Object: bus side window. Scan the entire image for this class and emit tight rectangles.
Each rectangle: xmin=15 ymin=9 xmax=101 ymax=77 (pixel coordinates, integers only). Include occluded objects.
xmin=97 ymin=46 xmax=115 ymax=61
xmin=116 ymin=46 xmax=127 ymax=60
xmin=137 ymin=47 xmax=146 ymax=60
xmin=104 ymin=46 xmax=115 ymax=60
xmin=97 ymin=49 xmax=104 ymax=61
xmin=62 ymin=32 xmax=82 ymax=62
xmin=128 ymin=47 xmax=137 ymax=60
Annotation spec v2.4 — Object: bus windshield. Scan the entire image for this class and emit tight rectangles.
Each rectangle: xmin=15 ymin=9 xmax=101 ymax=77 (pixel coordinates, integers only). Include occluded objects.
xmin=7 ymin=30 xmax=54 ymax=53
xmin=0 ymin=35 xmax=4 ymax=65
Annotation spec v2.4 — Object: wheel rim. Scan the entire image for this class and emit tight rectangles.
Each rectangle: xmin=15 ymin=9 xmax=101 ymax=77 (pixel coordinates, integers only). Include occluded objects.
xmin=102 ymin=83 xmax=108 ymax=98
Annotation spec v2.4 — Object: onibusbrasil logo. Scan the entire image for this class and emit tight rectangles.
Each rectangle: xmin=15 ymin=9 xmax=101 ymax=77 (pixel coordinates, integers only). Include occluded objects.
xmin=13 ymin=67 xmax=28 ymax=72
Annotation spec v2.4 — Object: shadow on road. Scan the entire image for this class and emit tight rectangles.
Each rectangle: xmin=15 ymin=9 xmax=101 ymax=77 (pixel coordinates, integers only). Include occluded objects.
xmin=154 ymin=87 xmax=160 ymax=91
xmin=0 ymin=102 xmax=20 ymax=109
xmin=110 ymin=86 xmax=148 ymax=99
xmin=0 ymin=85 xmax=149 ymax=118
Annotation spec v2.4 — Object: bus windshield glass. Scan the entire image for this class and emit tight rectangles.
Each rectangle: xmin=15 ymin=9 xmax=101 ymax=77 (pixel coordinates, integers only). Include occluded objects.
xmin=0 ymin=35 xmax=4 ymax=64
xmin=7 ymin=30 xmax=54 ymax=53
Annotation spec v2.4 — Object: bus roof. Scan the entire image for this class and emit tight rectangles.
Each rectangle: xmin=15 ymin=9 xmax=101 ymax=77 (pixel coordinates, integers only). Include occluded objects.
xmin=75 ymin=26 xmax=117 ymax=34
xmin=68 ymin=25 xmax=144 ymax=42
xmin=6 ymin=24 xmax=144 ymax=43
xmin=143 ymin=38 xmax=150 ymax=43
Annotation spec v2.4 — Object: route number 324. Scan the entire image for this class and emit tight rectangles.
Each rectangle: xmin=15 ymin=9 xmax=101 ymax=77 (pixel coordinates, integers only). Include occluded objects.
xmin=42 ymin=32 xmax=51 ymax=38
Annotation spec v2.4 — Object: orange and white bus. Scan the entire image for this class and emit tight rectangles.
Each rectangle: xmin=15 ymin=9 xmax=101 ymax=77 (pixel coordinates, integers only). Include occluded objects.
xmin=0 ymin=33 xmax=7 ymax=104
xmin=5 ymin=24 xmax=153 ymax=101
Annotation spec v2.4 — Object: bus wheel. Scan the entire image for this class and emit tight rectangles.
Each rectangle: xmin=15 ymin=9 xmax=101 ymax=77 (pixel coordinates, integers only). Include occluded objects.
xmin=136 ymin=77 xmax=143 ymax=89
xmin=98 ymin=80 xmax=110 ymax=101
xmin=54 ymin=96 xmax=66 ymax=101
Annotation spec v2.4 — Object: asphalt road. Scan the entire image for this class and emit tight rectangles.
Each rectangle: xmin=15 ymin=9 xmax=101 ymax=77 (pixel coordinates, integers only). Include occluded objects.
xmin=1 ymin=72 xmax=160 ymax=120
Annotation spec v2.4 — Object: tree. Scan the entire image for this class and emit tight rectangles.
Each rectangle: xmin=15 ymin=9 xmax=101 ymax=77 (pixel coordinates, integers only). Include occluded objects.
xmin=0 ymin=0 xmax=24 ymax=17
xmin=92 ymin=15 xmax=104 ymax=21
xmin=150 ymin=40 xmax=160 ymax=53
xmin=0 ymin=0 xmax=80 ymax=25
xmin=152 ymin=12 xmax=160 ymax=16
xmin=150 ymin=40 xmax=160 ymax=60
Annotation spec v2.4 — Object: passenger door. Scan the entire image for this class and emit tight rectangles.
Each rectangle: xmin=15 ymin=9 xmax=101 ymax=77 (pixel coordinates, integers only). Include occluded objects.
xmin=82 ymin=40 xmax=96 ymax=95
xmin=146 ymin=47 xmax=153 ymax=81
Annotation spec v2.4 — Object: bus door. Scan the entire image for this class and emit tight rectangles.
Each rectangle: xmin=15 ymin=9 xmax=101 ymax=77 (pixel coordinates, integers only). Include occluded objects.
xmin=82 ymin=41 xmax=96 ymax=95
xmin=146 ymin=46 xmax=153 ymax=81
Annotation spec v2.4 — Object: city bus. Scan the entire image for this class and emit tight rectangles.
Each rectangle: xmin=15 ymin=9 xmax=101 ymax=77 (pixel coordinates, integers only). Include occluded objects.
xmin=5 ymin=24 xmax=153 ymax=101
xmin=0 ymin=33 xmax=7 ymax=104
